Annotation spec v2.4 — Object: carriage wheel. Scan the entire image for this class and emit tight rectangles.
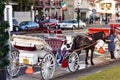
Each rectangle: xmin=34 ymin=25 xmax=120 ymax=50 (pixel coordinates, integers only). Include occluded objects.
xmin=7 ymin=50 xmax=20 ymax=77
xmin=114 ymin=42 xmax=120 ymax=58
xmin=68 ymin=52 xmax=79 ymax=72
xmin=41 ymin=53 xmax=55 ymax=80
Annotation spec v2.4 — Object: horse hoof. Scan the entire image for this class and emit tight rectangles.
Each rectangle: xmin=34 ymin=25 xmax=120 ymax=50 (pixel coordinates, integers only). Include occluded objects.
xmin=85 ymin=63 xmax=89 ymax=65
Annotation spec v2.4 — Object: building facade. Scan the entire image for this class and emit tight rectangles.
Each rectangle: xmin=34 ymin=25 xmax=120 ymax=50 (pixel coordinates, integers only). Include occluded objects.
xmin=33 ymin=0 xmax=120 ymax=22
xmin=95 ymin=0 xmax=120 ymax=21
xmin=63 ymin=0 xmax=91 ymax=21
xmin=34 ymin=0 xmax=63 ymax=21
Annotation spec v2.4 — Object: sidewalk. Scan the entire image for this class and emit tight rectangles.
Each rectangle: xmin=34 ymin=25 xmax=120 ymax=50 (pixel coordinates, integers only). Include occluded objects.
xmin=53 ymin=53 xmax=120 ymax=80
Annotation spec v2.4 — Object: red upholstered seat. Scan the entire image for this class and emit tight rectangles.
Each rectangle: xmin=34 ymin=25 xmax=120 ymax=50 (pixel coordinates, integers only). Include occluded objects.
xmin=45 ymin=38 xmax=64 ymax=54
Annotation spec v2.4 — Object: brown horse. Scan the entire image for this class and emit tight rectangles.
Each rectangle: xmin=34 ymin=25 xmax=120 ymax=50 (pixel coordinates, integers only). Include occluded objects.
xmin=70 ymin=31 xmax=105 ymax=65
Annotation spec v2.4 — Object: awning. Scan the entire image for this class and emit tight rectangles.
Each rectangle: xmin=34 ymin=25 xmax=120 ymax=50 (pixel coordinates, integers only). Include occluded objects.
xmin=33 ymin=6 xmax=44 ymax=10
xmin=89 ymin=0 xmax=95 ymax=2
xmin=75 ymin=8 xmax=91 ymax=12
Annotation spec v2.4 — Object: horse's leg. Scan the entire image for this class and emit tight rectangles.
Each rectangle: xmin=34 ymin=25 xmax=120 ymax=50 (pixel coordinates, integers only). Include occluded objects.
xmin=85 ymin=49 xmax=89 ymax=65
xmin=90 ymin=48 xmax=94 ymax=65
xmin=77 ymin=51 xmax=81 ymax=55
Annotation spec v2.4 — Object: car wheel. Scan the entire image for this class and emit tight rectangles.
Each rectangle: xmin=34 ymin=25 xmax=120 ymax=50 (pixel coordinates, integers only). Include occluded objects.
xmin=15 ymin=26 xmax=19 ymax=32
xmin=72 ymin=25 xmax=75 ymax=30
xmin=82 ymin=25 xmax=85 ymax=29
xmin=80 ymin=26 xmax=83 ymax=29
xmin=56 ymin=25 xmax=60 ymax=29
xmin=13 ymin=26 xmax=19 ymax=31
xmin=79 ymin=25 xmax=84 ymax=29
xmin=47 ymin=26 xmax=50 ymax=29
xmin=25 ymin=27 xmax=28 ymax=30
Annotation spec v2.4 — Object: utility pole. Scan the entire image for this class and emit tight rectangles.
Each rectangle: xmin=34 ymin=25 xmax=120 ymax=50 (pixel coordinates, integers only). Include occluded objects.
xmin=77 ymin=2 xmax=80 ymax=28
xmin=77 ymin=8 xmax=80 ymax=28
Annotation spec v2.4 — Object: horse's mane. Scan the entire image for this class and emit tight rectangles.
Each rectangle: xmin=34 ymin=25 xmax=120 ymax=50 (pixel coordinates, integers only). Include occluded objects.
xmin=89 ymin=31 xmax=105 ymax=41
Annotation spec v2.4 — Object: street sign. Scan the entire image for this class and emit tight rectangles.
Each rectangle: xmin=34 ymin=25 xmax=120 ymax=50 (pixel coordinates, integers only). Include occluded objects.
xmin=92 ymin=9 xmax=96 ymax=14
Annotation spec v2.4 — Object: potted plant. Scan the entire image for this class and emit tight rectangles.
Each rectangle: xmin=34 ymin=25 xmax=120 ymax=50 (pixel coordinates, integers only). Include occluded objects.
xmin=0 ymin=0 xmax=10 ymax=80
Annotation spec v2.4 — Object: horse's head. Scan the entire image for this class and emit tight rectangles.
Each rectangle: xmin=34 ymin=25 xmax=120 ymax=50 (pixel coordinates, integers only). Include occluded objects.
xmin=89 ymin=31 xmax=105 ymax=41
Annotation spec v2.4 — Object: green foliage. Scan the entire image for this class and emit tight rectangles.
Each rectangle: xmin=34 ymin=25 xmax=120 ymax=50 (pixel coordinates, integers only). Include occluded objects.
xmin=0 ymin=0 xmax=10 ymax=68
xmin=0 ymin=0 xmax=5 ymax=19
xmin=13 ymin=0 xmax=34 ymax=11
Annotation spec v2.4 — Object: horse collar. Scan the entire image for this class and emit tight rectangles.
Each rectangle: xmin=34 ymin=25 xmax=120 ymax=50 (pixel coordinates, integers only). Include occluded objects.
xmin=86 ymin=35 xmax=93 ymax=41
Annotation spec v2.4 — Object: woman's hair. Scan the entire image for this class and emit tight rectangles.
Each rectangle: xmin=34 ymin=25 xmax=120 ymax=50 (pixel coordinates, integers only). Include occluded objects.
xmin=110 ymin=29 xmax=114 ymax=35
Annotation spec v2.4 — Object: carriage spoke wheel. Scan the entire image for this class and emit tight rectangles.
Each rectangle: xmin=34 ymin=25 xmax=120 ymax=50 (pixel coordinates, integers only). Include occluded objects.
xmin=114 ymin=42 xmax=120 ymax=58
xmin=41 ymin=53 xmax=55 ymax=80
xmin=68 ymin=52 xmax=79 ymax=72
xmin=7 ymin=50 xmax=20 ymax=77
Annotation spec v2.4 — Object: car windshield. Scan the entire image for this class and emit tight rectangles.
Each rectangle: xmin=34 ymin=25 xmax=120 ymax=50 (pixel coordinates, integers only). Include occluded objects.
xmin=19 ymin=21 xmax=28 ymax=26
xmin=62 ymin=20 xmax=69 ymax=23
xmin=69 ymin=20 xmax=78 ymax=23
xmin=41 ymin=20 xmax=49 ymax=23
xmin=49 ymin=19 xmax=57 ymax=22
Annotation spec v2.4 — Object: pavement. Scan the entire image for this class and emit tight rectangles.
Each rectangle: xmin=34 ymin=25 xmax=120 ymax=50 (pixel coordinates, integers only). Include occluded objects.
xmin=11 ymin=51 xmax=120 ymax=80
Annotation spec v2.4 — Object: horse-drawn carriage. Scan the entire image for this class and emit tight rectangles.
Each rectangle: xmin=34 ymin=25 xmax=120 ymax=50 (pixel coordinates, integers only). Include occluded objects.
xmin=8 ymin=29 xmax=77 ymax=80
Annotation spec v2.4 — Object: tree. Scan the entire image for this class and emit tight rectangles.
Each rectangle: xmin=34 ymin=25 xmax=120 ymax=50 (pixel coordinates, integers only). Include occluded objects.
xmin=0 ymin=0 xmax=10 ymax=80
xmin=13 ymin=0 xmax=34 ymax=11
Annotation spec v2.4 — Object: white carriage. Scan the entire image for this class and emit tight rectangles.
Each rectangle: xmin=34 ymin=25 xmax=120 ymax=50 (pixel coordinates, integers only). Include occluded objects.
xmin=10 ymin=34 xmax=56 ymax=80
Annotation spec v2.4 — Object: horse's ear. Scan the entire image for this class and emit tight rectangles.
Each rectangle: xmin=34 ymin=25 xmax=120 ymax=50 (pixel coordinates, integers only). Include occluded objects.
xmin=102 ymin=31 xmax=106 ymax=37
xmin=91 ymin=33 xmax=94 ymax=37
xmin=88 ymin=33 xmax=92 ymax=37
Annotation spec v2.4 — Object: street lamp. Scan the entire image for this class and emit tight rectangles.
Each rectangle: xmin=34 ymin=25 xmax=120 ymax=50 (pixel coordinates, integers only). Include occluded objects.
xmin=77 ymin=2 xmax=80 ymax=28
xmin=105 ymin=3 xmax=108 ymax=24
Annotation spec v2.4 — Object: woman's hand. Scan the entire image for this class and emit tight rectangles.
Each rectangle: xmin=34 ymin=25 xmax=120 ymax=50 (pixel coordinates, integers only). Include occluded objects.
xmin=106 ymin=39 xmax=111 ymax=42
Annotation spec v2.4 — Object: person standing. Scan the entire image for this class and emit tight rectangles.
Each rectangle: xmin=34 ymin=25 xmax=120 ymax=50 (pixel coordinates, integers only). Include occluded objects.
xmin=106 ymin=29 xmax=116 ymax=60
xmin=100 ymin=16 xmax=103 ymax=24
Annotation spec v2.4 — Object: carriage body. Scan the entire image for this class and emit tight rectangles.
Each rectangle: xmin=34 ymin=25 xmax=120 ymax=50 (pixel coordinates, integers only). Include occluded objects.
xmin=109 ymin=22 xmax=120 ymax=30
xmin=9 ymin=29 xmax=70 ymax=80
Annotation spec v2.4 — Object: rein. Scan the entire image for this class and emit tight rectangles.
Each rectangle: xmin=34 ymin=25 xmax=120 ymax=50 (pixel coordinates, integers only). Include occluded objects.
xmin=69 ymin=41 xmax=97 ymax=52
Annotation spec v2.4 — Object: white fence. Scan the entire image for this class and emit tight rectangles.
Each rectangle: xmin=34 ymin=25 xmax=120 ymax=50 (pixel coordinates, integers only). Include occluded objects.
xmin=13 ymin=11 xmax=34 ymax=23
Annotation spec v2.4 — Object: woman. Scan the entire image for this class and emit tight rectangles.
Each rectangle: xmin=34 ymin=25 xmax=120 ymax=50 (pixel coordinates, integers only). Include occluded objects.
xmin=106 ymin=29 xmax=116 ymax=60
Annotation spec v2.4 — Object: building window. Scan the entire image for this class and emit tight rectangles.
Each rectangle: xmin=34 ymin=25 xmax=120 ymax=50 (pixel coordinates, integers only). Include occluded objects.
xmin=116 ymin=3 xmax=120 ymax=10
xmin=101 ymin=3 xmax=112 ymax=10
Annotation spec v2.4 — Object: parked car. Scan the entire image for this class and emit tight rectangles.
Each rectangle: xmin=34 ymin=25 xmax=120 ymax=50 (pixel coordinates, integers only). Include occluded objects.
xmin=14 ymin=21 xmax=39 ymax=31
xmin=39 ymin=19 xmax=59 ymax=29
xmin=57 ymin=19 xmax=86 ymax=30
